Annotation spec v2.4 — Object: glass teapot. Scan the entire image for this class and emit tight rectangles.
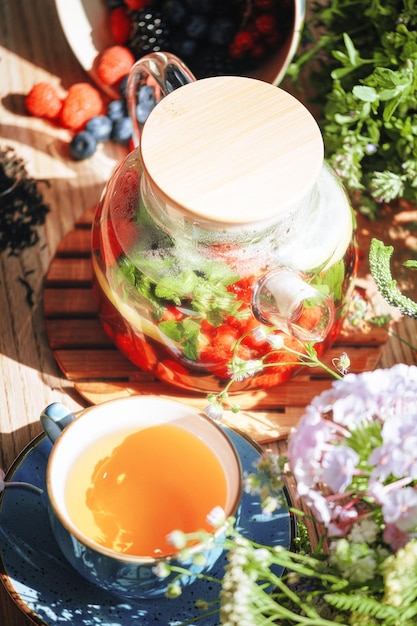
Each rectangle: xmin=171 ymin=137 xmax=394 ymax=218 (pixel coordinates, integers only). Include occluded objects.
xmin=91 ymin=52 xmax=357 ymax=394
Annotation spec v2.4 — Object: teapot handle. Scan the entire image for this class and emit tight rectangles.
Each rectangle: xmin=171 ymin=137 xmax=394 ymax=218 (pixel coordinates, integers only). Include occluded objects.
xmin=252 ymin=269 xmax=335 ymax=342
xmin=126 ymin=52 xmax=197 ymax=147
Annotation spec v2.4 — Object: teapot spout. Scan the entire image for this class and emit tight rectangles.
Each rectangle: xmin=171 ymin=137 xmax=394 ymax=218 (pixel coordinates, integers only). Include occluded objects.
xmin=252 ymin=268 xmax=334 ymax=342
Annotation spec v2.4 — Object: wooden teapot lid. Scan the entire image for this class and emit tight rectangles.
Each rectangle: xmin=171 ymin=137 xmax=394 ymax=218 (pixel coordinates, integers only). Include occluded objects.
xmin=140 ymin=76 xmax=324 ymax=227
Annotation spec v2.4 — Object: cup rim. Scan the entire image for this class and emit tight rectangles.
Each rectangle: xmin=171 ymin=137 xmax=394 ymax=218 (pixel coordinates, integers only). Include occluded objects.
xmin=46 ymin=396 xmax=242 ymax=563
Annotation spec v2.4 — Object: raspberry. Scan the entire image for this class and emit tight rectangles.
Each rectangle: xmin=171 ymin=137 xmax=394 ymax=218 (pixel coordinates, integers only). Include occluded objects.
xmin=109 ymin=6 xmax=131 ymax=44
xmin=96 ymin=45 xmax=135 ymax=86
xmin=231 ymin=31 xmax=255 ymax=54
xmin=60 ymin=83 xmax=104 ymax=131
xmin=255 ymin=14 xmax=277 ymax=36
xmin=25 ymin=82 xmax=62 ymax=120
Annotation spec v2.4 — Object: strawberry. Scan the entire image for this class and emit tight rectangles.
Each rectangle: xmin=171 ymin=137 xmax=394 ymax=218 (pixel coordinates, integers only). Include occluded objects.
xmin=109 ymin=6 xmax=131 ymax=45
xmin=96 ymin=45 xmax=135 ymax=86
xmin=60 ymin=83 xmax=103 ymax=131
xmin=25 ymin=82 xmax=62 ymax=120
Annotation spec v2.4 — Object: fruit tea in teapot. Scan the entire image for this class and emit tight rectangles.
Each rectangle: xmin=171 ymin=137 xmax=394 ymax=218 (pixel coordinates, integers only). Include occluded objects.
xmin=91 ymin=54 xmax=357 ymax=393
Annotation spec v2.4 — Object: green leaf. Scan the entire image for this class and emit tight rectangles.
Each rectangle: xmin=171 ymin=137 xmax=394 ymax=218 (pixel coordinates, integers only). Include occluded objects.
xmin=155 ymin=271 xmax=197 ymax=304
xmin=158 ymin=320 xmax=183 ymax=342
xmin=158 ymin=318 xmax=201 ymax=361
xmin=343 ymin=32 xmax=359 ymax=66
xmin=352 ymin=85 xmax=379 ymax=103
xmin=315 ymin=260 xmax=346 ymax=301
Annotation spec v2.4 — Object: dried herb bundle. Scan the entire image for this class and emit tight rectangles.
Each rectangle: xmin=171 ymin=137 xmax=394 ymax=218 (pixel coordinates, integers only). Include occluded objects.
xmin=0 ymin=146 xmax=50 ymax=255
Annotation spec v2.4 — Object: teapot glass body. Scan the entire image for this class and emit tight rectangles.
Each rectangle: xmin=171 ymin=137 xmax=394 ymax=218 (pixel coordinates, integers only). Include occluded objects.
xmin=91 ymin=58 xmax=357 ymax=393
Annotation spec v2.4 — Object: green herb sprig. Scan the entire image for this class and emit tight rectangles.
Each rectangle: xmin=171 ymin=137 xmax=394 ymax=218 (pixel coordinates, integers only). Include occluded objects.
xmin=369 ymin=238 xmax=417 ymax=317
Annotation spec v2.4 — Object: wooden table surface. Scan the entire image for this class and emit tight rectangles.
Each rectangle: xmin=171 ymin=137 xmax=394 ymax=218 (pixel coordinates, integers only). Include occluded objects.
xmin=1 ymin=1 xmax=416 ymax=625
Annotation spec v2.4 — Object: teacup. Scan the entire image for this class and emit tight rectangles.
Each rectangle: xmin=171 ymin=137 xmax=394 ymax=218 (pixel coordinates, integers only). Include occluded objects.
xmin=40 ymin=396 xmax=242 ymax=599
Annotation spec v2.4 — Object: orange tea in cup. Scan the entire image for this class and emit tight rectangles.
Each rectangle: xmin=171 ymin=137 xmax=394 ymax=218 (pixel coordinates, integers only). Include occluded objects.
xmin=65 ymin=422 xmax=228 ymax=557
xmin=41 ymin=396 xmax=242 ymax=599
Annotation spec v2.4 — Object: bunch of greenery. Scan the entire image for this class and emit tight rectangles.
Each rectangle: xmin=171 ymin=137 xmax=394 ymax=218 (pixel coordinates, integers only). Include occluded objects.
xmin=286 ymin=0 xmax=417 ymax=216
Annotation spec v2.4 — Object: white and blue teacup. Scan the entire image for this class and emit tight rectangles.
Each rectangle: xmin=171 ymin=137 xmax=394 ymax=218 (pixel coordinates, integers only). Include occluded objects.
xmin=40 ymin=396 xmax=242 ymax=599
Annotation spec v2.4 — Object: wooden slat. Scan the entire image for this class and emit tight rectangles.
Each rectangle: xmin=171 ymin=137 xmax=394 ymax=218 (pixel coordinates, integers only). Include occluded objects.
xmin=55 ymin=229 xmax=92 ymax=256
xmin=54 ymin=349 xmax=148 ymax=380
xmin=44 ymin=319 xmax=112 ymax=348
xmin=45 ymin=258 xmax=93 ymax=285
xmin=43 ymin=288 xmax=97 ymax=317
xmin=336 ymin=325 xmax=388 ymax=346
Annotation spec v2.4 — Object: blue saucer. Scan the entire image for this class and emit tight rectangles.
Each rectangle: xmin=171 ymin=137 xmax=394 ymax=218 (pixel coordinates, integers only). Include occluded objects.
xmin=0 ymin=427 xmax=292 ymax=625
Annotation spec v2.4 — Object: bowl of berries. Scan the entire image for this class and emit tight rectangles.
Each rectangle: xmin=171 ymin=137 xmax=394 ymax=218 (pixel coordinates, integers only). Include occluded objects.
xmin=55 ymin=0 xmax=305 ymax=97
xmin=24 ymin=0 xmax=303 ymax=161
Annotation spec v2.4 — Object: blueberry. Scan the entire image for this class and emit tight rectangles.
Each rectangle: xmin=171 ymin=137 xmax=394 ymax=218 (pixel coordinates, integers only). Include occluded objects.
xmin=85 ymin=115 xmax=113 ymax=142
xmin=111 ymin=116 xmax=133 ymax=143
xmin=138 ymin=85 xmax=156 ymax=105
xmin=162 ymin=0 xmax=188 ymax=24
xmin=69 ymin=131 xmax=97 ymax=160
xmin=136 ymin=103 xmax=154 ymax=124
xmin=209 ymin=18 xmax=236 ymax=46
xmin=172 ymin=37 xmax=198 ymax=58
xmin=107 ymin=99 xmax=127 ymax=122
xmin=186 ymin=14 xmax=209 ymax=40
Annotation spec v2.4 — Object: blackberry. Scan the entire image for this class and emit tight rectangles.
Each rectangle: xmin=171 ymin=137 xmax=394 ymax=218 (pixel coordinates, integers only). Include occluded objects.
xmin=211 ymin=0 xmax=243 ymax=19
xmin=129 ymin=9 xmax=172 ymax=57
xmin=161 ymin=0 xmax=188 ymax=25
xmin=185 ymin=14 xmax=209 ymax=40
xmin=208 ymin=17 xmax=237 ymax=46
xmin=185 ymin=0 xmax=212 ymax=14
xmin=171 ymin=36 xmax=198 ymax=59
xmin=192 ymin=44 xmax=243 ymax=79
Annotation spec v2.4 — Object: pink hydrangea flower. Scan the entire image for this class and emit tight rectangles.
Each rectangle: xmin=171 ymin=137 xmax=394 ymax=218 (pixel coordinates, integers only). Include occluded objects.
xmin=287 ymin=364 xmax=417 ymax=550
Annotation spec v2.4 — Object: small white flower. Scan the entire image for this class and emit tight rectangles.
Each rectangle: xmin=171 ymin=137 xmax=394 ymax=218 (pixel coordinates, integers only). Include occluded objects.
xmin=332 ymin=352 xmax=351 ymax=375
xmin=253 ymin=548 xmax=272 ymax=565
xmin=266 ymin=334 xmax=285 ymax=349
xmin=204 ymin=402 xmax=224 ymax=421
xmin=348 ymin=518 xmax=379 ymax=544
xmin=230 ymin=357 xmax=264 ymax=381
xmin=207 ymin=505 xmax=226 ymax=528
xmin=261 ymin=495 xmax=281 ymax=517
xmin=192 ymin=552 xmax=208 ymax=567
xmin=251 ymin=325 xmax=268 ymax=342
xmin=167 ymin=530 xmax=187 ymax=550
xmin=195 ymin=599 xmax=209 ymax=611
xmin=152 ymin=562 xmax=170 ymax=579
xmin=165 ymin=582 xmax=182 ymax=598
